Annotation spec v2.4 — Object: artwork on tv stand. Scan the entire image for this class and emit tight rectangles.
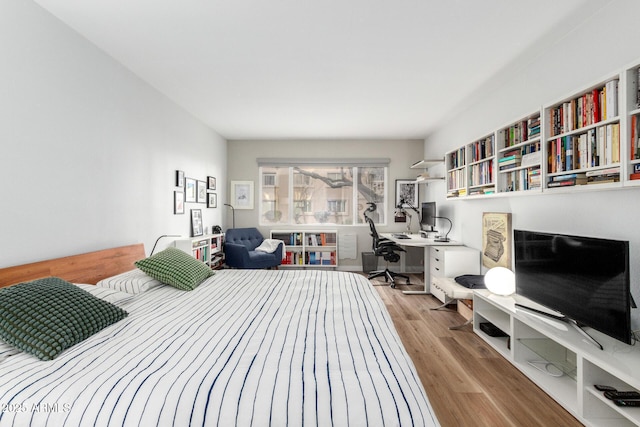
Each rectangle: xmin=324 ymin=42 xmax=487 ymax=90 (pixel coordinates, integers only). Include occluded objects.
xmin=482 ymin=212 xmax=512 ymax=269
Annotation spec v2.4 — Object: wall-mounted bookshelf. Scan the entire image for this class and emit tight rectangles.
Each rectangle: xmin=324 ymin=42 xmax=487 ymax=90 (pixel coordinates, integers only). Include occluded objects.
xmin=544 ymin=74 xmax=621 ymax=191
xmin=497 ymin=112 xmax=542 ymax=194
xmin=438 ymin=59 xmax=640 ymax=199
xmin=445 ymin=135 xmax=496 ymax=198
xmin=625 ymin=62 xmax=640 ymax=185
xmin=446 ymin=147 xmax=467 ymax=197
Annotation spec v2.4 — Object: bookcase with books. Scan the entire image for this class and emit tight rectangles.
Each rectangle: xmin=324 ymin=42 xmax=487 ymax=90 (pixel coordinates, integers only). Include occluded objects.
xmin=625 ymin=62 xmax=640 ymax=185
xmin=438 ymin=58 xmax=640 ymax=201
xmin=445 ymin=135 xmax=496 ymax=198
xmin=172 ymin=233 xmax=225 ymax=269
xmin=543 ymin=74 xmax=622 ymax=191
xmin=445 ymin=147 xmax=467 ymax=198
xmin=467 ymin=134 xmax=496 ymax=196
xmin=270 ymin=230 xmax=338 ymax=268
xmin=496 ymin=112 xmax=543 ymax=193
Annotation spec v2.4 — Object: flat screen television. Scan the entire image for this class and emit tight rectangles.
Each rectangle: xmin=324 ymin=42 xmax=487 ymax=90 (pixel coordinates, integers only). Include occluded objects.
xmin=420 ymin=202 xmax=436 ymax=231
xmin=514 ymin=229 xmax=632 ymax=346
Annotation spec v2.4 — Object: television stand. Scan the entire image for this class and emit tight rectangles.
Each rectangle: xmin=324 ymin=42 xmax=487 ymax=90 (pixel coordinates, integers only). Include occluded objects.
xmin=514 ymin=303 xmax=603 ymax=351
xmin=474 ymin=290 xmax=640 ymax=426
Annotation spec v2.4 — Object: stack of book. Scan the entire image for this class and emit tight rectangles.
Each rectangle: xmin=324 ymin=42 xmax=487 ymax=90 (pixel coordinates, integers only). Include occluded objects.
xmin=630 ymin=164 xmax=640 ymax=180
xmin=586 ymin=167 xmax=620 ymax=185
xmin=528 ymin=169 xmax=541 ymax=189
xmin=499 ymin=151 xmax=522 ymax=171
xmin=547 ymin=172 xmax=587 ymax=188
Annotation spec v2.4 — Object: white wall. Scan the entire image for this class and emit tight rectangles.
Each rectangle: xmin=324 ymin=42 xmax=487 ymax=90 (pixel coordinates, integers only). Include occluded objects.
xmin=424 ymin=0 xmax=640 ymax=326
xmin=0 ymin=0 xmax=227 ymax=267
xmin=227 ymin=139 xmax=424 ymax=270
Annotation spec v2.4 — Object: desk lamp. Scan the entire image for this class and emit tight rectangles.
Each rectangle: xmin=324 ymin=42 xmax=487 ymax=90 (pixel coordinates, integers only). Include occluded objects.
xmin=434 ymin=216 xmax=453 ymax=242
xmin=398 ymin=199 xmax=421 ymax=234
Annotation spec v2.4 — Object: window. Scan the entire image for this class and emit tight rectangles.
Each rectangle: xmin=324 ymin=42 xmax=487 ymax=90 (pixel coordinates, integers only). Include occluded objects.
xmin=258 ymin=160 xmax=388 ymax=226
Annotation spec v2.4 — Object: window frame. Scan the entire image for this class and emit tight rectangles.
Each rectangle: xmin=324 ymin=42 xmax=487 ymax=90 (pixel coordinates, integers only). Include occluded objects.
xmin=258 ymin=162 xmax=388 ymax=226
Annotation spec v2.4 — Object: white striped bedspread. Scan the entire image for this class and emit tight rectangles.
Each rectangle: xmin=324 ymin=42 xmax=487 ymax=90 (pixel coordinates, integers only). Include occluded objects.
xmin=0 ymin=270 xmax=439 ymax=427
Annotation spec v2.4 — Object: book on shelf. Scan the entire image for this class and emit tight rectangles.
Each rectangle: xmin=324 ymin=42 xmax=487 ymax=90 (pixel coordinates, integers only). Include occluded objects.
xmin=521 ymin=151 xmax=541 ymax=167
xmin=498 ymin=154 xmax=521 ymax=163
xmin=499 ymin=163 xmax=519 ymax=171
xmin=547 ymin=177 xmax=587 ymax=187
xmin=631 ymin=114 xmax=640 ymax=160
xmin=585 ymin=166 xmax=620 ymax=177
xmin=630 ymin=173 xmax=640 ymax=181
xmin=470 ymin=136 xmax=493 ymax=162
xmin=605 ymin=79 xmax=619 ymax=119
xmin=549 ymin=80 xmax=618 ymax=136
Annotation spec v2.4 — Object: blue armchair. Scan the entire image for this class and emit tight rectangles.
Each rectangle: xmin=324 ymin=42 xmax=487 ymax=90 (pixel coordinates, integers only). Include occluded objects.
xmin=224 ymin=227 xmax=283 ymax=269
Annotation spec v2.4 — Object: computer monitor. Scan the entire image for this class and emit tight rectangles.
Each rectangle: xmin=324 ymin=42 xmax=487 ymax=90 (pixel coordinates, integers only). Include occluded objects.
xmin=420 ymin=202 xmax=436 ymax=231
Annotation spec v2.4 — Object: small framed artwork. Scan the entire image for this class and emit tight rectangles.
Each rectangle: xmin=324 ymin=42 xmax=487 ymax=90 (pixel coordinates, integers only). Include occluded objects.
xmin=482 ymin=212 xmax=512 ymax=269
xmin=185 ymin=178 xmax=196 ymax=203
xmin=174 ymin=191 xmax=185 ymax=214
xmin=230 ymin=180 xmax=254 ymax=209
xmin=197 ymin=180 xmax=207 ymax=203
xmin=207 ymin=192 xmax=217 ymax=208
xmin=395 ymin=179 xmax=418 ymax=208
xmin=176 ymin=170 xmax=184 ymax=188
xmin=207 ymin=176 xmax=216 ymax=190
xmin=191 ymin=209 xmax=203 ymax=237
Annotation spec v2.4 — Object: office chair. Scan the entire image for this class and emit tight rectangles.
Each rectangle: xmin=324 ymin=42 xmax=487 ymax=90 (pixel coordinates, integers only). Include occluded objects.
xmin=364 ymin=204 xmax=410 ymax=288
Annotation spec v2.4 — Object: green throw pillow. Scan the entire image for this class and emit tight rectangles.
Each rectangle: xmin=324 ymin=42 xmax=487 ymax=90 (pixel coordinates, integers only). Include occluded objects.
xmin=0 ymin=277 xmax=128 ymax=361
xmin=134 ymin=247 xmax=214 ymax=291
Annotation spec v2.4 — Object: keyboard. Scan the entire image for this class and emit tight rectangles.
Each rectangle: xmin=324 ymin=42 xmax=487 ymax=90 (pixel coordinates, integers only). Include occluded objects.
xmin=392 ymin=233 xmax=411 ymax=239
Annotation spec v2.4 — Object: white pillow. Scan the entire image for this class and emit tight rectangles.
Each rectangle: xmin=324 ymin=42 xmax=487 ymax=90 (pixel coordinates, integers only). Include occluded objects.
xmin=97 ymin=269 xmax=163 ymax=294
xmin=74 ymin=283 xmax=135 ymax=305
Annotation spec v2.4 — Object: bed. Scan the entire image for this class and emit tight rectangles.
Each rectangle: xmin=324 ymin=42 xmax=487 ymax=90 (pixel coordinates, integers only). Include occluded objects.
xmin=0 ymin=245 xmax=439 ymax=426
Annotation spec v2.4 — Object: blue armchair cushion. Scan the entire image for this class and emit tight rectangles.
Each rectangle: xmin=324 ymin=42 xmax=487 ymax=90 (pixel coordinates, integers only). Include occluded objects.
xmin=224 ymin=228 xmax=282 ymax=269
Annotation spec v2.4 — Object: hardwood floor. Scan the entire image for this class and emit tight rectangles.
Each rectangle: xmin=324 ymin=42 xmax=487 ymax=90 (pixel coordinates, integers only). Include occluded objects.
xmin=369 ymin=273 xmax=583 ymax=427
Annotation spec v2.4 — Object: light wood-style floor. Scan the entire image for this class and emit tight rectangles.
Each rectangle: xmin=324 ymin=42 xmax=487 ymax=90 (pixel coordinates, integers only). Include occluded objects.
xmin=369 ymin=273 xmax=583 ymax=427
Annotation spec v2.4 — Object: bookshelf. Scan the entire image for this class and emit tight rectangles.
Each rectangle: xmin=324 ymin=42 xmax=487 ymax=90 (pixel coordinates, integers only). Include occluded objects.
xmin=172 ymin=233 xmax=225 ymax=269
xmin=445 ymin=146 xmax=467 ymax=197
xmin=445 ymin=135 xmax=496 ymax=198
xmin=625 ymin=62 xmax=640 ymax=185
xmin=496 ymin=112 xmax=543 ymax=194
xmin=270 ymin=230 xmax=338 ymax=268
xmin=544 ymin=74 xmax=621 ymax=191
xmin=440 ymin=66 xmax=640 ymax=199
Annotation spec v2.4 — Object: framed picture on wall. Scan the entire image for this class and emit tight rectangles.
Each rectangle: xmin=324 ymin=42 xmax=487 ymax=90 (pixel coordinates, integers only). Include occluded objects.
xmin=174 ymin=191 xmax=184 ymax=214
xmin=207 ymin=193 xmax=217 ymax=208
xmin=482 ymin=212 xmax=512 ymax=269
xmin=176 ymin=170 xmax=185 ymax=188
xmin=207 ymin=176 xmax=216 ymax=190
xmin=185 ymin=178 xmax=196 ymax=203
xmin=230 ymin=180 xmax=254 ymax=209
xmin=197 ymin=180 xmax=207 ymax=203
xmin=395 ymin=179 xmax=418 ymax=208
xmin=191 ymin=209 xmax=203 ymax=237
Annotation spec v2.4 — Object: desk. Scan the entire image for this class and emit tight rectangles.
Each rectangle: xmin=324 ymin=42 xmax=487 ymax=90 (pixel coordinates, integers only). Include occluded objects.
xmin=380 ymin=233 xmax=462 ymax=295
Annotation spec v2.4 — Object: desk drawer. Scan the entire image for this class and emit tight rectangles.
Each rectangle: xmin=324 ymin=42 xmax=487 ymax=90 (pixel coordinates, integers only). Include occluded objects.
xmin=430 ymin=263 xmax=444 ymax=278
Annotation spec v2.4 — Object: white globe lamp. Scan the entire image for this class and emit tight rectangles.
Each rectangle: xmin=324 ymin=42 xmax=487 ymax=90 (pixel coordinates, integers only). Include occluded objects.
xmin=484 ymin=267 xmax=515 ymax=296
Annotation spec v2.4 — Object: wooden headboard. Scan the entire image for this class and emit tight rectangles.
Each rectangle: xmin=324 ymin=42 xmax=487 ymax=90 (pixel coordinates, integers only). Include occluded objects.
xmin=0 ymin=244 xmax=146 ymax=288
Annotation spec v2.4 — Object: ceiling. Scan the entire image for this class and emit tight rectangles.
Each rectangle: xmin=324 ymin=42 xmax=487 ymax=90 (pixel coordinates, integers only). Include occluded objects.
xmin=35 ymin=0 xmax=602 ymax=140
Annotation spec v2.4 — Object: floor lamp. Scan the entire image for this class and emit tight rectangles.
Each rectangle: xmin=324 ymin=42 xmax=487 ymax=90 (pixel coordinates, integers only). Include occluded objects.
xmin=224 ymin=203 xmax=235 ymax=229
